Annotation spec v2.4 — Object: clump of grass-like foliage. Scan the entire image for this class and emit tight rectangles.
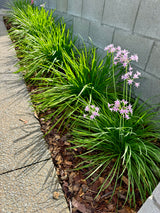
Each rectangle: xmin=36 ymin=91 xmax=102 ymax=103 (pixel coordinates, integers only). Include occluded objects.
xmin=8 ymin=0 xmax=76 ymax=81
xmin=32 ymin=44 xmax=124 ymax=131
xmin=70 ymin=44 xmax=160 ymax=206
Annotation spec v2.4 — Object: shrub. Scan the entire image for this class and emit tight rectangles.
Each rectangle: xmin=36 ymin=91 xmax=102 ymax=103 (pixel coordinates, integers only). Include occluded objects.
xmin=32 ymin=45 xmax=123 ymax=131
xmin=70 ymin=44 xmax=160 ymax=206
xmin=8 ymin=1 xmax=75 ymax=81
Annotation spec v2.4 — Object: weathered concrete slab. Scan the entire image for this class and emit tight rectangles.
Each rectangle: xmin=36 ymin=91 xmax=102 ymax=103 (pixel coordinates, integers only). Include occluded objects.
xmin=134 ymin=0 xmax=160 ymax=40
xmin=73 ymin=17 xmax=89 ymax=41
xmin=0 ymin=33 xmax=50 ymax=173
xmin=133 ymin=69 xmax=160 ymax=106
xmin=88 ymin=22 xmax=114 ymax=49
xmin=0 ymin=13 xmax=69 ymax=213
xmin=146 ymin=42 xmax=160 ymax=78
xmin=0 ymin=15 xmax=7 ymax=36
xmin=82 ymin=0 xmax=105 ymax=22
xmin=113 ymin=29 xmax=153 ymax=70
xmin=0 ymin=160 xmax=69 ymax=213
xmin=102 ymin=0 xmax=140 ymax=31
xmin=68 ymin=0 xmax=82 ymax=17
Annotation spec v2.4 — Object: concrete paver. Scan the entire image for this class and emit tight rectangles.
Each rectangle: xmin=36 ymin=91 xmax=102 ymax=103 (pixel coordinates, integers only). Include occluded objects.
xmin=0 ymin=160 xmax=69 ymax=213
xmin=138 ymin=195 xmax=160 ymax=213
xmin=0 ymin=12 xmax=69 ymax=213
xmin=0 ymin=16 xmax=50 ymax=173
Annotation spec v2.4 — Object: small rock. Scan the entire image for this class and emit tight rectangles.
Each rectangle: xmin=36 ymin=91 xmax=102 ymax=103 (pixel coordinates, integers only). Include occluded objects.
xmin=53 ymin=191 xmax=60 ymax=200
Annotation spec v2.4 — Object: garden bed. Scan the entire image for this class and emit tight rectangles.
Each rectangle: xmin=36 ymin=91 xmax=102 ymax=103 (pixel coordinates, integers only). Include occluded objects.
xmin=4 ymin=1 xmax=160 ymax=212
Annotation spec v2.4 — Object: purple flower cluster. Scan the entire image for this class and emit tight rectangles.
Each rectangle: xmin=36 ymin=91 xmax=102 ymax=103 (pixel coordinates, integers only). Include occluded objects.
xmin=104 ymin=44 xmax=141 ymax=88
xmin=104 ymin=44 xmax=138 ymax=68
xmin=84 ymin=105 xmax=100 ymax=120
xmin=121 ymin=70 xmax=141 ymax=88
xmin=108 ymin=99 xmax=133 ymax=120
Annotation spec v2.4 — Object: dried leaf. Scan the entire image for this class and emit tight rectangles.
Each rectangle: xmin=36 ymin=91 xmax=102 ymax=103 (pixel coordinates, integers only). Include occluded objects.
xmin=64 ymin=141 xmax=70 ymax=146
xmin=34 ymin=111 xmax=39 ymax=119
xmin=69 ymin=172 xmax=76 ymax=184
xmin=107 ymin=203 xmax=114 ymax=211
xmin=73 ymin=184 xmax=80 ymax=192
xmin=19 ymin=118 xmax=28 ymax=124
xmin=64 ymin=160 xmax=73 ymax=166
xmin=55 ymin=154 xmax=63 ymax=164
xmin=85 ymin=196 xmax=93 ymax=202
xmin=55 ymin=135 xmax=60 ymax=140
xmin=72 ymin=198 xmax=90 ymax=213
xmin=82 ymin=184 xmax=88 ymax=193
xmin=118 ymin=207 xmax=136 ymax=213
xmin=99 ymin=177 xmax=105 ymax=184
xmin=95 ymin=194 xmax=101 ymax=202
xmin=61 ymin=174 xmax=68 ymax=180
xmin=122 ymin=176 xmax=128 ymax=186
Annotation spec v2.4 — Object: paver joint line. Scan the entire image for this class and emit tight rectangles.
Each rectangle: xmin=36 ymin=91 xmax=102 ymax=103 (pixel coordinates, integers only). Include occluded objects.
xmin=0 ymin=158 xmax=51 ymax=176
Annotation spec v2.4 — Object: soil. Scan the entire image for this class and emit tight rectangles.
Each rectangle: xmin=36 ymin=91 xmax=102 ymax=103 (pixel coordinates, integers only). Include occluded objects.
xmin=4 ymin=16 xmax=144 ymax=213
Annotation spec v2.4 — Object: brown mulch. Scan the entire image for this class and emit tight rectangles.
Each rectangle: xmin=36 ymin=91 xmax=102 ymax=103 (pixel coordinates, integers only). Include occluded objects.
xmin=4 ymin=16 xmax=144 ymax=213
xmin=38 ymin=111 xmax=143 ymax=213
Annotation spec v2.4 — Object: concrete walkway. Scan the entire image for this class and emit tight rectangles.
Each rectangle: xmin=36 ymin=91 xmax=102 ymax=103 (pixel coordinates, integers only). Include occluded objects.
xmin=0 ymin=10 xmax=69 ymax=213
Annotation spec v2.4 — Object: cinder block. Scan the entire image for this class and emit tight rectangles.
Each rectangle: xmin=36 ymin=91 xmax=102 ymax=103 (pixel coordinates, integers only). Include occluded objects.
xmin=68 ymin=0 xmax=82 ymax=17
xmin=96 ymin=47 xmax=108 ymax=61
xmin=138 ymin=196 xmax=160 ymax=213
xmin=153 ymin=183 xmax=160 ymax=207
xmin=146 ymin=42 xmax=160 ymax=78
xmin=113 ymin=29 xmax=153 ymax=70
xmin=133 ymin=70 xmax=160 ymax=106
xmin=102 ymin=0 xmax=140 ymax=31
xmin=61 ymin=12 xmax=73 ymax=30
xmin=88 ymin=22 xmax=114 ymax=49
xmin=73 ymin=17 xmax=90 ymax=41
xmin=56 ymin=0 xmax=68 ymax=12
xmin=48 ymin=0 xmax=56 ymax=9
xmin=134 ymin=0 xmax=160 ymax=40
xmin=34 ymin=0 xmax=41 ymax=6
xmin=52 ymin=11 xmax=73 ymax=30
xmin=82 ymin=0 xmax=105 ymax=22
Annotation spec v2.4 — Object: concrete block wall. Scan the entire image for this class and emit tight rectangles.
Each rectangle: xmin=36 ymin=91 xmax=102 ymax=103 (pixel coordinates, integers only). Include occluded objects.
xmin=36 ymin=0 xmax=160 ymax=108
